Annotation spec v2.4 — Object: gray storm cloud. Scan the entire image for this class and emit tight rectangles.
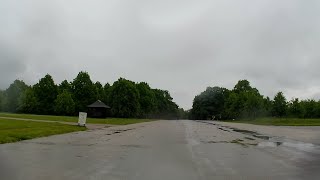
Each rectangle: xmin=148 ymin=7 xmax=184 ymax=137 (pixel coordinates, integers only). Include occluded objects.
xmin=1 ymin=0 xmax=320 ymax=109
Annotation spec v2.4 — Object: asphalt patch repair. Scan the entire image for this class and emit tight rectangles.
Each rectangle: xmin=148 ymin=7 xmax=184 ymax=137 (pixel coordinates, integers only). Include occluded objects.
xmin=106 ymin=128 xmax=136 ymax=135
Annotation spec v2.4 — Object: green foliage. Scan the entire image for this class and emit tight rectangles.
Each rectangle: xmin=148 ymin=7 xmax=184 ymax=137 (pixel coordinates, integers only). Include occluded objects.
xmin=230 ymin=117 xmax=320 ymax=126
xmin=33 ymin=74 xmax=58 ymax=114
xmin=192 ymin=79 xmax=320 ymax=120
xmin=224 ymin=92 xmax=241 ymax=119
xmin=177 ymin=108 xmax=188 ymax=119
xmin=94 ymin=81 xmax=104 ymax=100
xmin=3 ymin=80 xmax=28 ymax=112
xmin=1 ymin=72 xmax=179 ymax=119
xmin=152 ymin=89 xmax=179 ymax=119
xmin=54 ymin=90 xmax=75 ymax=115
xmin=18 ymin=87 xmax=38 ymax=113
xmin=71 ymin=71 xmax=96 ymax=112
xmin=58 ymin=80 xmax=71 ymax=93
xmin=243 ymin=91 xmax=264 ymax=119
xmin=288 ymin=98 xmax=303 ymax=117
xmin=299 ymin=99 xmax=320 ymax=118
xmin=192 ymin=87 xmax=229 ymax=120
xmin=102 ymin=83 xmax=111 ymax=105
xmin=272 ymin=92 xmax=287 ymax=117
xmin=136 ymin=82 xmax=156 ymax=117
xmin=109 ymin=78 xmax=141 ymax=118
xmin=0 ymin=90 xmax=4 ymax=111
xmin=192 ymin=80 xmax=270 ymax=120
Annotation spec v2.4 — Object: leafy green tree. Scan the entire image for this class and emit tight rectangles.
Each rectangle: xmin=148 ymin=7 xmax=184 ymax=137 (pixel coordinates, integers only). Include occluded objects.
xmin=54 ymin=90 xmax=75 ymax=115
xmin=18 ymin=87 xmax=38 ymax=113
xmin=136 ymin=82 xmax=156 ymax=117
xmin=71 ymin=72 xmax=96 ymax=112
xmin=178 ymin=108 xmax=189 ymax=119
xmin=224 ymin=92 xmax=242 ymax=119
xmin=33 ymin=74 xmax=58 ymax=114
xmin=234 ymin=80 xmax=258 ymax=94
xmin=102 ymin=83 xmax=111 ymax=105
xmin=94 ymin=81 xmax=105 ymax=100
xmin=243 ymin=92 xmax=264 ymax=119
xmin=58 ymin=80 xmax=71 ymax=93
xmin=191 ymin=87 xmax=229 ymax=120
xmin=288 ymin=98 xmax=303 ymax=117
xmin=272 ymin=92 xmax=287 ymax=117
xmin=299 ymin=99 xmax=319 ymax=118
xmin=225 ymin=80 xmax=265 ymax=119
xmin=262 ymin=97 xmax=273 ymax=116
xmin=108 ymin=78 xmax=140 ymax=118
xmin=3 ymin=80 xmax=28 ymax=112
xmin=152 ymin=89 xmax=179 ymax=119
xmin=0 ymin=90 xmax=4 ymax=111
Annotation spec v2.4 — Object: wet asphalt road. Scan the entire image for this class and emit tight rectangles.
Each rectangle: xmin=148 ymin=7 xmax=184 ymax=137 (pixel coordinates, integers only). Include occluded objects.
xmin=1 ymin=120 xmax=320 ymax=180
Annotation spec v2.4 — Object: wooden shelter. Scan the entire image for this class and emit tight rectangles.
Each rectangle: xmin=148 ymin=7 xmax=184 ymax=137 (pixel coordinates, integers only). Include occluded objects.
xmin=87 ymin=100 xmax=110 ymax=118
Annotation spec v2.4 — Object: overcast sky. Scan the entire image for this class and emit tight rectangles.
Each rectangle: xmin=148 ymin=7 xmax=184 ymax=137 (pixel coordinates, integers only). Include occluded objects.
xmin=1 ymin=0 xmax=320 ymax=109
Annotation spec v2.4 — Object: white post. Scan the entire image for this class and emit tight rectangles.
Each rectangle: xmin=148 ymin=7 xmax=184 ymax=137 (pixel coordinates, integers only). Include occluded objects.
xmin=78 ymin=112 xmax=87 ymax=127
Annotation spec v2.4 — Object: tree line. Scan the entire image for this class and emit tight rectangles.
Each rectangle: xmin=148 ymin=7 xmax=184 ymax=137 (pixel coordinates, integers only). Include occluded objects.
xmin=190 ymin=80 xmax=320 ymax=120
xmin=0 ymin=72 xmax=179 ymax=119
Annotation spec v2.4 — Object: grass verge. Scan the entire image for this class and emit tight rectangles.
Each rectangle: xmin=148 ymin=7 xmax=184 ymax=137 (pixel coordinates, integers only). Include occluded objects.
xmin=0 ymin=118 xmax=86 ymax=144
xmin=228 ymin=117 xmax=320 ymax=126
xmin=0 ymin=112 xmax=152 ymax=125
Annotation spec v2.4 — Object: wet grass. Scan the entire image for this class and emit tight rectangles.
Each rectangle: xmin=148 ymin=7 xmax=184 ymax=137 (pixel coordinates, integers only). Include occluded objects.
xmin=228 ymin=117 xmax=320 ymax=126
xmin=0 ymin=113 xmax=152 ymax=125
xmin=0 ymin=118 xmax=86 ymax=144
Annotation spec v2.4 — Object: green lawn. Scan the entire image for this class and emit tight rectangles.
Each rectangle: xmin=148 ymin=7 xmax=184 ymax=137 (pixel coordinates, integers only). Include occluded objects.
xmin=0 ymin=112 xmax=152 ymax=125
xmin=228 ymin=117 xmax=320 ymax=126
xmin=0 ymin=118 xmax=86 ymax=144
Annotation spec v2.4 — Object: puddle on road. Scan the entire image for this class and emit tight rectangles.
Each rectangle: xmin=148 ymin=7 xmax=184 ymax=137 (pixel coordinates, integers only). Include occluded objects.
xmin=258 ymin=141 xmax=317 ymax=152
xmin=195 ymin=120 xmax=319 ymax=153
xmin=218 ymin=127 xmax=230 ymax=132
xmin=200 ymin=140 xmax=228 ymax=144
xmin=252 ymin=134 xmax=270 ymax=140
xmin=230 ymin=128 xmax=271 ymax=140
xmin=244 ymin=137 xmax=255 ymax=140
xmin=258 ymin=142 xmax=282 ymax=148
xmin=232 ymin=128 xmax=256 ymax=134
xmin=120 ymin=144 xmax=149 ymax=149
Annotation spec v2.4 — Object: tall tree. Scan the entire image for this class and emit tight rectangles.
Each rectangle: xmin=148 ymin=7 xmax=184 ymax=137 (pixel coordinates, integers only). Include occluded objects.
xmin=18 ymin=87 xmax=38 ymax=113
xmin=234 ymin=80 xmax=256 ymax=93
xmin=3 ymin=80 xmax=28 ymax=112
xmin=71 ymin=71 xmax=96 ymax=112
xmin=272 ymin=92 xmax=287 ymax=117
xmin=0 ymin=90 xmax=4 ymax=111
xmin=94 ymin=81 xmax=104 ymax=100
xmin=136 ymin=82 xmax=156 ymax=117
xmin=152 ymin=89 xmax=179 ymax=119
xmin=102 ymin=83 xmax=111 ymax=105
xmin=191 ymin=87 xmax=229 ymax=120
xmin=226 ymin=80 xmax=265 ymax=119
xmin=262 ymin=97 xmax=273 ymax=117
xmin=224 ymin=92 xmax=241 ymax=119
xmin=58 ymin=80 xmax=71 ymax=93
xmin=54 ymin=90 xmax=75 ymax=116
xmin=33 ymin=74 xmax=58 ymax=114
xmin=299 ymin=99 xmax=319 ymax=118
xmin=288 ymin=98 xmax=302 ymax=117
xmin=243 ymin=91 xmax=264 ymax=119
xmin=108 ymin=78 xmax=140 ymax=118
